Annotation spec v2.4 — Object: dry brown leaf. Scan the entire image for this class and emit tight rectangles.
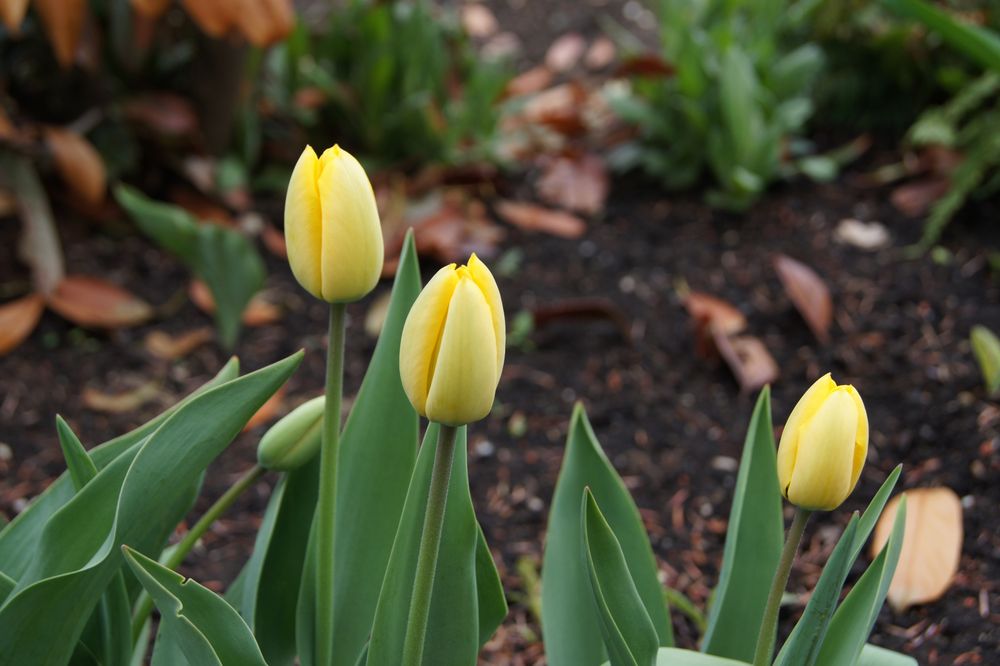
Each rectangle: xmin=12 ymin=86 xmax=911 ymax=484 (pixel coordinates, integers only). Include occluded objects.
xmin=773 ymin=254 xmax=832 ymax=345
xmin=145 ymin=327 xmax=214 ymax=360
xmin=33 ymin=0 xmax=87 ymax=68
xmin=364 ymin=290 xmax=393 ymax=338
xmin=504 ymin=66 xmax=554 ymax=98
xmin=242 ymin=384 xmax=286 ymax=432
xmin=536 ymin=154 xmax=609 ymax=215
xmin=261 ymin=224 xmax=287 ymax=258
xmin=545 ymin=33 xmax=586 ymax=72
xmin=0 ymin=293 xmax=44 ymax=355
xmin=45 ymin=126 xmax=106 ymax=205
xmin=188 ymin=280 xmax=282 ymax=327
xmin=169 ymin=188 xmax=234 ymax=226
xmin=0 ymin=0 xmax=29 ymax=32
xmin=460 ymin=3 xmax=498 ymax=38
xmin=683 ymin=292 xmax=747 ymax=357
xmin=495 ymin=200 xmax=586 ymax=239
xmin=872 ymin=487 xmax=963 ymax=612
xmin=10 ymin=157 xmax=65 ymax=295
xmin=585 ymin=36 xmax=616 ymax=70
xmin=234 ymin=0 xmax=294 ymax=47
xmin=181 ymin=0 xmax=238 ymax=37
xmin=130 ymin=0 xmax=170 ymax=18
xmin=124 ymin=93 xmax=199 ymax=139
xmin=890 ymin=178 xmax=951 ymax=217
xmin=523 ymin=82 xmax=590 ymax=136
xmin=615 ymin=53 xmax=676 ymax=78
xmin=83 ymin=380 xmax=161 ymax=414
xmin=0 ymin=106 xmax=16 ymax=140
xmin=47 ymin=275 xmax=153 ymax=329
xmin=713 ymin=328 xmax=779 ymax=393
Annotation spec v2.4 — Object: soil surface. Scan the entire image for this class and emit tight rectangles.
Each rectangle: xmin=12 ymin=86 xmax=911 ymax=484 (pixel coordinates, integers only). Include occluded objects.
xmin=2 ymin=2 xmax=1000 ymax=665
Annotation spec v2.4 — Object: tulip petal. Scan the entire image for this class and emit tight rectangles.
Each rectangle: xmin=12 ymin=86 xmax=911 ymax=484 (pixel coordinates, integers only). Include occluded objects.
xmin=424 ymin=276 xmax=499 ymax=425
xmin=777 ymin=373 xmax=835 ymax=495
xmin=786 ymin=388 xmax=858 ymax=511
xmin=317 ymin=146 xmax=384 ymax=302
xmin=845 ymin=384 xmax=869 ymax=489
xmin=399 ymin=265 xmax=460 ymax=416
xmin=284 ymin=146 xmax=323 ymax=299
xmin=467 ymin=254 xmax=505 ymax=377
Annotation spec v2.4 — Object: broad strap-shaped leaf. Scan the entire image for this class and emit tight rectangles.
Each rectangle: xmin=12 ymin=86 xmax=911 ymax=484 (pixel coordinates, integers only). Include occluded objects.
xmin=56 ymin=416 xmax=99 ymax=487
xmin=774 ymin=516 xmax=859 ymax=666
xmin=122 ymin=547 xmax=267 ymax=666
xmin=367 ymin=424 xmax=506 ymax=665
xmin=856 ymin=643 xmax=918 ymax=666
xmin=882 ymin=0 xmax=1000 ymax=71
xmin=0 ymin=354 xmax=300 ymax=665
xmin=701 ymin=388 xmax=783 ymax=661
xmin=542 ymin=404 xmax=672 ymax=666
xmin=582 ymin=489 xmax=660 ymax=666
xmin=0 ymin=358 xmax=240 ymax=581
xmin=775 ymin=466 xmax=902 ymax=666
xmin=602 ymin=647 xmax=751 ymax=666
xmin=474 ymin=523 xmax=507 ymax=646
xmin=815 ymin=498 xmax=908 ymax=666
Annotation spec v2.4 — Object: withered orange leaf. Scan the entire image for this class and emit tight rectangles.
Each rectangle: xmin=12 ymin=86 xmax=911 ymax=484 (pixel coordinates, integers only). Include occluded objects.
xmin=712 ymin=328 xmax=779 ymax=394
xmin=536 ymin=154 xmax=608 ymax=215
xmin=683 ymin=291 xmax=747 ymax=357
xmin=242 ymin=384 xmax=286 ymax=432
xmin=773 ymin=253 xmax=832 ymax=344
xmin=545 ymin=33 xmax=586 ymax=73
xmin=495 ymin=200 xmax=586 ymax=239
xmin=145 ymin=327 xmax=214 ymax=361
xmin=82 ymin=381 xmax=161 ymax=414
xmin=45 ymin=126 xmax=107 ymax=205
xmin=47 ymin=275 xmax=153 ymax=329
xmin=130 ymin=0 xmax=170 ymax=18
xmin=188 ymin=280 xmax=282 ymax=327
xmin=872 ymin=487 xmax=963 ymax=612
xmin=33 ymin=0 xmax=87 ymax=68
xmin=0 ymin=293 xmax=44 ymax=355
xmin=0 ymin=0 xmax=29 ymax=32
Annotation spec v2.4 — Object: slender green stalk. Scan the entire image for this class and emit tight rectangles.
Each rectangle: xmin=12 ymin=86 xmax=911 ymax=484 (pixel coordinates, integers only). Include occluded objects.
xmin=753 ymin=507 xmax=812 ymax=666
xmin=130 ymin=464 xmax=266 ymax=641
xmin=401 ymin=425 xmax=459 ymax=666
xmin=315 ymin=303 xmax=347 ymax=666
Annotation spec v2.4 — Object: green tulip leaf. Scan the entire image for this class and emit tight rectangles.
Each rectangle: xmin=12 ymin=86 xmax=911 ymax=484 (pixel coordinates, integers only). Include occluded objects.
xmin=971 ymin=325 xmax=1000 ymax=394
xmin=122 ymin=546 xmax=267 ymax=666
xmin=56 ymin=416 xmax=100 ymax=488
xmin=815 ymin=497 xmax=908 ymax=666
xmin=475 ymin=523 xmax=507 ymax=647
xmin=0 ymin=353 xmax=300 ymax=665
xmin=601 ymin=647 xmax=751 ymax=666
xmin=882 ymin=0 xmax=1000 ymax=72
xmin=856 ymin=643 xmax=918 ymax=666
xmin=541 ymin=404 xmax=672 ymax=666
xmin=0 ymin=358 xmax=240 ymax=582
xmin=582 ymin=489 xmax=660 ymax=666
xmin=367 ymin=423 xmax=507 ymax=665
xmin=115 ymin=184 xmax=265 ymax=350
xmin=701 ymin=387 xmax=784 ymax=661
xmin=775 ymin=465 xmax=902 ymax=666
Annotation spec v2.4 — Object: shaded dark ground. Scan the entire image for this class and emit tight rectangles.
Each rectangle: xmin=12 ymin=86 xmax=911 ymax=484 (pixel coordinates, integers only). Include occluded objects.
xmin=3 ymin=1 xmax=1000 ymax=664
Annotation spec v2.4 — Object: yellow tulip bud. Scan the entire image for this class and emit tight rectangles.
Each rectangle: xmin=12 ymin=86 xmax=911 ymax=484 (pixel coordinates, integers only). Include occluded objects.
xmin=399 ymin=255 xmax=505 ymax=426
xmin=257 ymin=396 xmax=324 ymax=471
xmin=776 ymin=373 xmax=869 ymax=511
xmin=284 ymin=144 xmax=384 ymax=302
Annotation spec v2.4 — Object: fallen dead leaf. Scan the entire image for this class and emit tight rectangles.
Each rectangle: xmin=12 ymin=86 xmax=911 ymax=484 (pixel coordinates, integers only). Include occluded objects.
xmin=872 ymin=487 xmax=963 ymax=612
xmin=181 ymin=0 xmax=238 ymax=37
xmin=234 ymin=0 xmax=294 ymax=47
xmin=47 ymin=275 xmax=154 ymax=328
xmin=773 ymin=254 xmax=832 ymax=344
xmin=834 ymin=218 xmax=890 ymax=251
xmin=130 ymin=0 xmax=170 ymax=18
xmin=683 ymin=292 xmax=747 ymax=357
xmin=169 ymin=187 xmax=234 ymax=226
xmin=0 ymin=293 xmax=44 ymax=355
xmin=532 ymin=298 xmax=631 ymax=343
xmin=243 ymin=384 xmax=287 ymax=432
xmin=545 ymin=33 xmax=586 ymax=73
xmin=495 ymin=200 xmax=586 ymax=238
xmin=585 ymin=36 xmax=616 ymax=70
xmin=45 ymin=126 xmax=107 ymax=205
xmin=364 ymin=290 xmax=393 ymax=338
xmin=261 ymin=224 xmax=287 ymax=258
xmin=34 ymin=0 xmax=87 ymax=68
xmin=890 ymin=178 xmax=951 ymax=217
xmin=82 ymin=381 xmax=161 ymax=414
xmin=188 ymin=280 xmax=282 ymax=327
xmin=523 ymin=82 xmax=590 ymax=137
xmin=536 ymin=154 xmax=609 ymax=215
xmin=615 ymin=53 xmax=675 ymax=78
xmin=460 ymin=3 xmax=498 ymax=38
xmin=505 ymin=66 xmax=554 ymax=98
xmin=482 ymin=32 xmax=521 ymax=61
xmin=0 ymin=0 xmax=28 ymax=32
xmin=10 ymin=157 xmax=65 ymax=295
xmin=145 ymin=327 xmax=214 ymax=360
xmin=124 ymin=93 xmax=199 ymax=140
xmin=713 ymin=328 xmax=779 ymax=393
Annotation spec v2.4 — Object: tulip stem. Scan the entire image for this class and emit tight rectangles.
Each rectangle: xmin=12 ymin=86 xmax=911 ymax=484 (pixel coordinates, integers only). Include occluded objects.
xmin=316 ymin=302 xmax=347 ymax=666
xmin=753 ymin=507 xmax=812 ymax=666
xmin=401 ymin=424 xmax=459 ymax=666
xmin=130 ymin=463 xmax=266 ymax=641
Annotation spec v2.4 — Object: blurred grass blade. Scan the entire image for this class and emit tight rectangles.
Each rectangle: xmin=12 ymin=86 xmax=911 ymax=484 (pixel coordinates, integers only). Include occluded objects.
xmin=882 ymin=0 xmax=1000 ymax=72
xmin=0 ymin=358 xmax=240 ymax=582
xmin=0 ymin=353 xmax=300 ymax=664
xmin=582 ymin=489 xmax=660 ymax=666
xmin=701 ymin=387 xmax=783 ymax=661
xmin=971 ymin=326 xmax=1000 ymax=394
xmin=542 ymin=404 xmax=672 ymax=666
xmin=123 ymin=546 xmax=267 ymax=666
xmin=815 ymin=498 xmax=908 ymax=666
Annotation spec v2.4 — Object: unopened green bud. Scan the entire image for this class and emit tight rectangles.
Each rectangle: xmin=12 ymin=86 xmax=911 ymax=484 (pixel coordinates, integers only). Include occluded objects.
xmin=257 ymin=396 xmax=324 ymax=471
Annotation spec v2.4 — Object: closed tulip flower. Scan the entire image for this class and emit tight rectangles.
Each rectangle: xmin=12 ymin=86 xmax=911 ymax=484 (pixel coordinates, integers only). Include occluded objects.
xmin=400 ymin=255 xmax=505 ymax=426
xmin=777 ymin=373 xmax=869 ymax=511
xmin=284 ymin=144 xmax=384 ymax=302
